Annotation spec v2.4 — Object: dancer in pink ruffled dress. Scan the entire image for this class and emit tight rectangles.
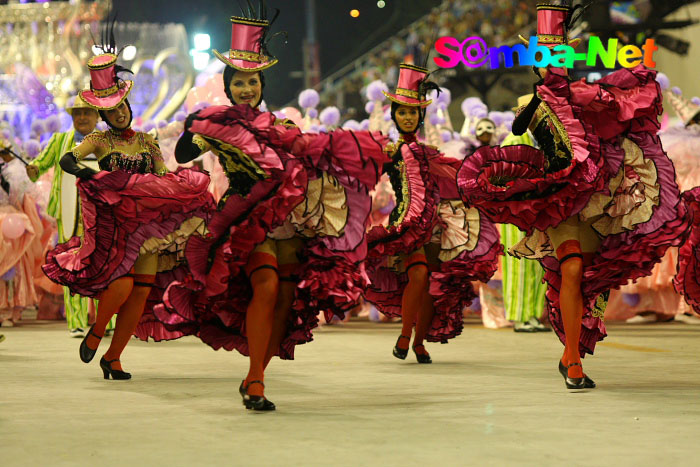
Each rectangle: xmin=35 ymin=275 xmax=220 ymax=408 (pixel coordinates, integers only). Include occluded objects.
xmin=156 ymin=6 xmax=388 ymax=410
xmin=1 ymin=143 xmax=43 ymax=326
xmin=43 ymin=30 xmax=214 ymax=380
xmin=457 ymin=4 xmax=688 ymax=389
xmin=365 ymin=64 xmax=502 ymax=364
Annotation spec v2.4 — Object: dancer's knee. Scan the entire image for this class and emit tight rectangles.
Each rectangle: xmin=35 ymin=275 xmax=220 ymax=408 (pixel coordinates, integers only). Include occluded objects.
xmin=406 ymin=264 xmax=429 ymax=288
xmin=251 ymin=268 xmax=279 ymax=305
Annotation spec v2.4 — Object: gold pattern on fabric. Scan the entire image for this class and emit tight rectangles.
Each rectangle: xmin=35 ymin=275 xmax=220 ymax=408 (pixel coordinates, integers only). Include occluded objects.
xmin=205 ymin=136 xmax=269 ymax=181
xmin=396 ymin=88 xmax=420 ymax=99
xmin=84 ymin=130 xmax=163 ymax=175
xmin=141 ymin=134 xmax=167 ymax=175
xmin=383 ymin=141 xmax=399 ymax=155
xmin=581 ymin=138 xmax=660 ymax=236
xmin=192 ymin=134 xmax=212 ymax=154
xmin=140 ymin=217 xmax=209 ymax=272
xmin=538 ymin=101 xmax=572 ymax=159
xmin=92 ymin=82 xmax=125 ymax=98
xmin=393 ymin=160 xmax=410 ymax=226
xmin=592 ymin=290 xmax=609 ymax=319
xmin=274 ymin=118 xmax=297 ymax=128
xmin=537 ymin=34 xmax=565 ymax=44
xmin=75 ymin=132 xmax=110 ymax=160
xmin=230 ymin=49 xmax=266 ymax=63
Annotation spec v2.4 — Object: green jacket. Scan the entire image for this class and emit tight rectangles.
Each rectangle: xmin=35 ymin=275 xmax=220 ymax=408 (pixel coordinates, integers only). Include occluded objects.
xmin=28 ymin=130 xmax=76 ymax=240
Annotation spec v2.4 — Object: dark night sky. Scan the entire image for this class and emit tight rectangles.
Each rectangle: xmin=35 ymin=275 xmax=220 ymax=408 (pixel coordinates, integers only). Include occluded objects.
xmin=116 ymin=0 xmax=442 ymax=105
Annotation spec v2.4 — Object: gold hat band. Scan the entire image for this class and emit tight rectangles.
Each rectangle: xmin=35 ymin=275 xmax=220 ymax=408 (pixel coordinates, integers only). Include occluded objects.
xmin=229 ymin=49 xmax=267 ymax=63
xmin=396 ymin=88 xmax=420 ymax=99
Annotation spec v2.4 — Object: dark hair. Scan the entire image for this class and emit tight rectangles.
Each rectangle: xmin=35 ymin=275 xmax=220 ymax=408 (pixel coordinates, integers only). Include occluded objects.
xmin=390 ymin=101 xmax=425 ymax=134
xmin=223 ymin=66 xmax=266 ymax=107
xmin=99 ymin=99 xmax=133 ymax=131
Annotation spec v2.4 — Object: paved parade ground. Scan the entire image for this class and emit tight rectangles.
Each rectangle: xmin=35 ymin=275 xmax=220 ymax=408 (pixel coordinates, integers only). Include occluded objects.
xmin=2 ymin=318 xmax=699 ymax=466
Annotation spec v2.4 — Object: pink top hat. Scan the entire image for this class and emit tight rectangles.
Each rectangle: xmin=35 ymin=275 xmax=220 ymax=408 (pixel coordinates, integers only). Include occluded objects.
xmin=79 ymin=53 xmax=133 ymax=110
xmin=383 ymin=64 xmax=432 ymax=107
xmin=519 ymin=4 xmax=581 ymax=48
xmin=213 ymin=16 xmax=278 ymax=72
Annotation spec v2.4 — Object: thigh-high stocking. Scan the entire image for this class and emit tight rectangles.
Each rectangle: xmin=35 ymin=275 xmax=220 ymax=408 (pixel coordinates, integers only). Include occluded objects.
xmin=85 ymin=277 xmax=133 ymax=351
xmin=244 ymin=263 xmax=279 ymax=397
xmin=398 ymin=258 xmax=429 ymax=350
xmin=102 ymin=273 xmax=155 ymax=372
xmin=557 ymin=240 xmax=585 ymax=379
xmin=413 ymin=287 xmax=435 ymax=355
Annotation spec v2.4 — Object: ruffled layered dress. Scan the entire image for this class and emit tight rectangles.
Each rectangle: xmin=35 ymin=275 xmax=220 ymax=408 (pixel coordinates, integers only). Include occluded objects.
xmin=155 ymin=104 xmax=388 ymax=359
xmin=608 ymin=125 xmax=700 ymax=319
xmin=365 ymin=136 xmax=502 ymax=342
xmin=42 ymin=130 xmax=215 ymax=341
xmin=664 ymin=126 xmax=700 ymax=313
xmin=0 ymin=197 xmax=42 ymax=314
xmin=457 ymin=66 xmax=688 ymax=355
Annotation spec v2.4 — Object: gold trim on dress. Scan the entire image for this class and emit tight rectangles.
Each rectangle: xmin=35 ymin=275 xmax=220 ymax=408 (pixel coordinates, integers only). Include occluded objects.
xmin=538 ymin=100 xmax=573 ymax=158
xmin=205 ymin=136 xmax=269 ymax=183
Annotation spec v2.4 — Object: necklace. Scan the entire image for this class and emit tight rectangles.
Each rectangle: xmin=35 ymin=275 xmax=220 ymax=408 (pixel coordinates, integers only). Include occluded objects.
xmin=109 ymin=128 xmax=137 ymax=143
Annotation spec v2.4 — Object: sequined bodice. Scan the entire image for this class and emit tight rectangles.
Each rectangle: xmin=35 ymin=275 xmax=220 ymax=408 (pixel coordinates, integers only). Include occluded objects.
xmin=76 ymin=129 xmax=165 ymax=176
xmin=99 ymin=151 xmax=155 ymax=174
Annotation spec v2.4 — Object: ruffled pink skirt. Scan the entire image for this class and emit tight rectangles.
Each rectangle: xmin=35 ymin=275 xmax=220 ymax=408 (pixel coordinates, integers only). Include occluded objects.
xmin=457 ymin=66 xmax=688 ymax=355
xmin=42 ymin=167 xmax=215 ymax=341
xmin=366 ymin=143 xmax=501 ymax=342
xmin=155 ymin=105 xmax=388 ymax=359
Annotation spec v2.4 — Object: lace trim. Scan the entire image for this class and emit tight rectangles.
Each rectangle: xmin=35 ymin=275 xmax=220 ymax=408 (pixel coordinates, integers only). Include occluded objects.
xmin=205 ymin=136 xmax=268 ymax=182
xmin=538 ymin=100 xmax=572 ymax=156
xmin=394 ymin=160 xmax=410 ymax=226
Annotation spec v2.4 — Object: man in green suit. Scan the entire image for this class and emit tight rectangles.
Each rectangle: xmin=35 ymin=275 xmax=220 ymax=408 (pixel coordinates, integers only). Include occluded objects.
xmin=26 ymin=96 xmax=112 ymax=337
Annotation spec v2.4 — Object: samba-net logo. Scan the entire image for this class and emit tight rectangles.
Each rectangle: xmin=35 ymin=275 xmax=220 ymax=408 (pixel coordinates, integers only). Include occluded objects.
xmin=434 ymin=36 xmax=658 ymax=69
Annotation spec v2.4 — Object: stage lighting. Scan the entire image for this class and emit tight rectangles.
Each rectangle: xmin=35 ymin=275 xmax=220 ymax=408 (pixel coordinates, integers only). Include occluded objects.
xmin=350 ymin=9 xmax=360 ymax=18
xmin=191 ymin=51 xmax=210 ymax=71
xmin=122 ymin=46 xmax=137 ymax=61
xmin=377 ymin=0 xmax=386 ymax=7
xmin=194 ymin=33 xmax=211 ymax=51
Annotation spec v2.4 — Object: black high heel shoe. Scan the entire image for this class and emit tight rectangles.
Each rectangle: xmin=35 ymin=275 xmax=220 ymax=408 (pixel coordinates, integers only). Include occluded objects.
xmin=79 ymin=324 xmax=102 ymax=363
xmin=558 ymin=360 xmax=595 ymax=389
xmin=240 ymin=380 xmax=275 ymax=411
xmin=392 ymin=335 xmax=410 ymax=360
xmin=100 ymin=357 xmax=131 ymax=380
xmin=412 ymin=344 xmax=432 ymax=364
